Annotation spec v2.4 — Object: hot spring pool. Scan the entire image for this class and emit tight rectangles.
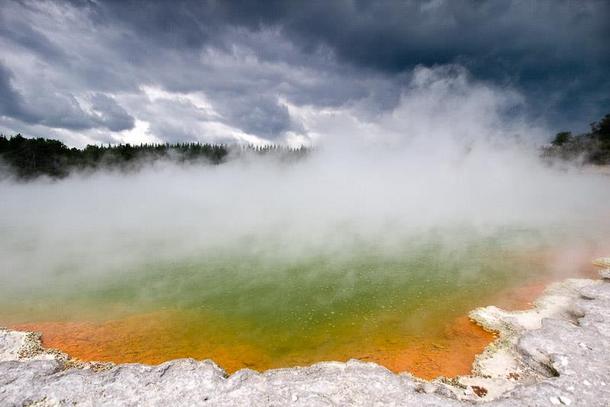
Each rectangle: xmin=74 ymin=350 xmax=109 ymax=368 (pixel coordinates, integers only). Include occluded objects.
xmin=1 ymin=228 xmax=606 ymax=379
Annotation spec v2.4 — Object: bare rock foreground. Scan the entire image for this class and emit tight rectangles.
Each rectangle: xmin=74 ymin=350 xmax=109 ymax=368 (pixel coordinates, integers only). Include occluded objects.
xmin=1 ymin=261 xmax=609 ymax=406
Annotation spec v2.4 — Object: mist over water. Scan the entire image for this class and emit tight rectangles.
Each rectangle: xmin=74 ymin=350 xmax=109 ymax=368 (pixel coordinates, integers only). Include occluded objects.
xmin=1 ymin=66 xmax=609 ymax=374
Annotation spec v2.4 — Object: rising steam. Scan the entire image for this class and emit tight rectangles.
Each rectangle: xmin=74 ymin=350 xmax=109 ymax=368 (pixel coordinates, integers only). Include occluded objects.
xmin=1 ymin=65 xmax=609 ymax=296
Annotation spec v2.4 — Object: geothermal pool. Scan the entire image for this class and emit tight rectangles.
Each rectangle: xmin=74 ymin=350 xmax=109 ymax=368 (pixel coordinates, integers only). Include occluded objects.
xmin=2 ymin=156 xmax=610 ymax=379
xmin=1 ymin=227 xmax=607 ymax=379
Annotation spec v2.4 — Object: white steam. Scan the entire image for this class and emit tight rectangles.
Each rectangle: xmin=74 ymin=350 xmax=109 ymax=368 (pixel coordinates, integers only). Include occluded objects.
xmin=1 ymin=66 xmax=609 ymax=287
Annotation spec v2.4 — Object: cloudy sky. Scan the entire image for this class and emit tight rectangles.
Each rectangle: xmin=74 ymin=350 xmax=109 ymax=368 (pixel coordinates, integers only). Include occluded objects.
xmin=0 ymin=0 xmax=608 ymax=147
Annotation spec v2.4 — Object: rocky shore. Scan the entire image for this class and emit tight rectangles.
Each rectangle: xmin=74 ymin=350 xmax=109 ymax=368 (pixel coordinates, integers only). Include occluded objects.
xmin=1 ymin=259 xmax=609 ymax=406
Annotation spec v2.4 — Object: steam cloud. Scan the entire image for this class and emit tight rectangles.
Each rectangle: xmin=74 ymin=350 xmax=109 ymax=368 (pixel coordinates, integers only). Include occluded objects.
xmin=1 ymin=66 xmax=609 ymax=295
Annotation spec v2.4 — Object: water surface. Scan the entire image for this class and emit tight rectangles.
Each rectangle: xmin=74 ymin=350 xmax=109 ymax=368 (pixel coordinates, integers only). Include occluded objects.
xmin=2 ymin=227 xmax=606 ymax=378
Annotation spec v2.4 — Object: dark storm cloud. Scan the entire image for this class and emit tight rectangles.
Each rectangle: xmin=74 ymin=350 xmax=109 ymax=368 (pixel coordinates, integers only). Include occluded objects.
xmin=216 ymin=94 xmax=295 ymax=138
xmin=85 ymin=1 xmax=609 ymax=72
xmin=0 ymin=21 xmax=66 ymax=63
xmin=101 ymin=0 xmax=609 ymax=131
xmin=0 ymin=64 xmax=26 ymax=120
xmin=0 ymin=63 xmax=91 ymax=129
xmin=0 ymin=0 xmax=608 ymax=144
xmin=90 ymin=94 xmax=135 ymax=132
xmin=0 ymin=62 xmax=134 ymax=132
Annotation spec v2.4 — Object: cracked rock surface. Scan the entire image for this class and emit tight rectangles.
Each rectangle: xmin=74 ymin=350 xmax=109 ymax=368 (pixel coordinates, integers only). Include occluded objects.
xmin=1 ymin=265 xmax=609 ymax=406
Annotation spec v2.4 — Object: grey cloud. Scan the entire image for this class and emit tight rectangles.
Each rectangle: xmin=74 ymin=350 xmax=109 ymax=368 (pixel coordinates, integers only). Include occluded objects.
xmin=0 ymin=64 xmax=85 ymax=129
xmin=0 ymin=17 xmax=66 ymax=63
xmin=80 ymin=1 xmax=609 ymax=73
xmin=29 ymin=93 xmax=96 ymax=131
xmin=0 ymin=64 xmax=27 ymax=120
xmin=216 ymin=95 xmax=294 ymax=138
xmin=142 ymin=99 xmax=212 ymax=144
xmin=90 ymin=93 xmax=135 ymax=132
xmin=90 ymin=0 xmax=609 ymax=131
xmin=0 ymin=0 xmax=608 ymax=144
xmin=0 ymin=62 xmax=132 ymax=133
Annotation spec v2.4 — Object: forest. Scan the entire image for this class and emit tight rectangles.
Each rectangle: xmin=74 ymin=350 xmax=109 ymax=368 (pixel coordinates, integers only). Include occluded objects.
xmin=542 ymin=113 xmax=610 ymax=165
xmin=1 ymin=112 xmax=608 ymax=180
xmin=0 ymin=135 xmax=307 ymax=179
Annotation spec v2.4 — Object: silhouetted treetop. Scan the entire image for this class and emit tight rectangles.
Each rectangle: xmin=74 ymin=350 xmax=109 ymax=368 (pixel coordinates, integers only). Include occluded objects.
xmin=542 ymin=112 xmax=610 ymax=165
xmin=0 ymin=135 xmax=307 ymax=180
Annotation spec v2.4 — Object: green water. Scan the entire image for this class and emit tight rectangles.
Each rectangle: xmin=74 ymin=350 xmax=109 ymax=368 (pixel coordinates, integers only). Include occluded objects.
xmin=0 ymin=229 xmax=566 ymax=332
xmin=0 ymin=224 xmax=606 ymax=375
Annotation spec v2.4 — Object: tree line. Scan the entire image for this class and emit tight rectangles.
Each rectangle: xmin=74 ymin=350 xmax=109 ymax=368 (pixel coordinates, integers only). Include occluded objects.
xmin=542 ymin=112 xmax=610 ymax=165
xmin=2 ymin=112 xmax=608 ymax=180
xmin=0 ymin=135 xmax=307 ymax=180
